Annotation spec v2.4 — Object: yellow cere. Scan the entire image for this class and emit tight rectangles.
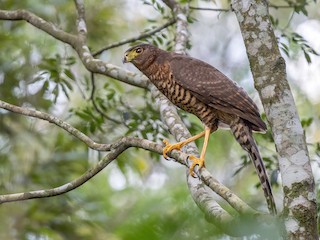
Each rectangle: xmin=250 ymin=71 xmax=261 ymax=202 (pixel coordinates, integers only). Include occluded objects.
xmin=124 ymin=49 xmax=140 ymax=62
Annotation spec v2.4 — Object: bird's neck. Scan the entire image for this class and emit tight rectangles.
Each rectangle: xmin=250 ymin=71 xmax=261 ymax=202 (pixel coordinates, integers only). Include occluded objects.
xmin=135 ymin=55 xmax=157 ymax=73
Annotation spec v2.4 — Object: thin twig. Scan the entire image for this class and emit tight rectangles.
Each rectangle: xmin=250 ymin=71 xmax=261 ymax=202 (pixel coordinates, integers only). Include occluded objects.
xmin=280 ymin=10 xmax=295 ymax=31
xmin=190 ymin=4 xmax=303 ymax=12
xmin=269 ymin=4 xmax=294 ymax=8
xmin=92 ymin=18 xmax=176 ymax=56
xmin=89 ymin=72 xmax=122 ymax=124
xmin=190 ymin=6 xmax=230 ymax=12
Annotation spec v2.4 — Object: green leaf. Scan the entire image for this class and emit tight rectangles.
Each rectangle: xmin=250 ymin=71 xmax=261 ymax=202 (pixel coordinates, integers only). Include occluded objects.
xmin=303 ymin=51 xmax=311 ymax=63
xmin=280 ymin=42 xmax=290 ymax=57
xmin=64 ymin=69 xmax=75 ymax=81
xmin=65 ymin=57 xmax=76 ymax=66
xmin=52 ymin=85 xmax=59 ymax=103
xmin=89 ymin=121 xmax=96 ymax=133
xmin=62 ymin=79 xmax=73 ymax=91
xmin=60 ymin=82 xmax=70 ymax=99
xmin=106 ymin=89 xmax=115 ymax=100
xmin=75 ymin=111 xmax=91 ymax=121
xmin=156 ymin=36 xmax=163 ymax=45
xmin=301 ymin=117 xmax=313 ymax=128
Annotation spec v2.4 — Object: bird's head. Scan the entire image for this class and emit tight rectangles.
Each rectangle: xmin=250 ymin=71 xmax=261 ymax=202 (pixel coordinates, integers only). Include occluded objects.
xmin=123 ymin=44 xmax=157 ymax=68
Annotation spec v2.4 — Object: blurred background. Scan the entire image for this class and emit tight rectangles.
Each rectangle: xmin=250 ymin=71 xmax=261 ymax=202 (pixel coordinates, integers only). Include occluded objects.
xmin=0 ymin=0 xmax=319 ymax=239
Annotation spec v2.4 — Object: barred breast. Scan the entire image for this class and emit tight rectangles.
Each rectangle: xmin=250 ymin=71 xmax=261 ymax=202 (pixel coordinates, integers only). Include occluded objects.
xmin=153 ymin=75 xmax=219 ymax=131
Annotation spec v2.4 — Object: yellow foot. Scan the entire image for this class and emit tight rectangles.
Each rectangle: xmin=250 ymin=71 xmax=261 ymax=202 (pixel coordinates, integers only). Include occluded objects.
xmin=188 ymin=155 xmax=205 ymax=177
xmin=162 ymin=139 xmax=185 ymax=159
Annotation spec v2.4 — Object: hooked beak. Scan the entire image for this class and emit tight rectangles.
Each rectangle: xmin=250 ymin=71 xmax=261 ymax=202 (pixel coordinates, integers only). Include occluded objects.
xmin=122 ymin=53 xmax=129 ymax=64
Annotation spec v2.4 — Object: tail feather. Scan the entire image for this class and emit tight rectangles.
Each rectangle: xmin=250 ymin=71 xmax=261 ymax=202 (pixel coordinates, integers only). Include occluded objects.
xmin=230 ymin=117 xmax=277 ymax=215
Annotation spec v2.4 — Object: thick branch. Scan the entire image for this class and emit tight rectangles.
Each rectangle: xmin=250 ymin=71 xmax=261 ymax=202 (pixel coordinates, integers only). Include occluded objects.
xmin=0 ymin=9 xmax=77 ymax=45
xmin=199 ymin=169 xmax=256 ymax=215
xmin=231 ymin=0 xmax=317 ymax=238
xmin=164 ymin=0 xmax=189 ymax=54
xmin=159 ymin=0 xmax=245 ymax=227
xmin=76 ymin=44 xmax=150 ymax=88
xmin=0 ymin=9 xmax=149 ymax=89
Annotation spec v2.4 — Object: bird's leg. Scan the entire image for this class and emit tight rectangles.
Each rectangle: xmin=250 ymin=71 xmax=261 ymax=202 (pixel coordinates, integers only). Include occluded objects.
xmin=188 ymin=127 xmax=211 ymax=177
xmin=163 ymin=131 xmax=206 ymax=159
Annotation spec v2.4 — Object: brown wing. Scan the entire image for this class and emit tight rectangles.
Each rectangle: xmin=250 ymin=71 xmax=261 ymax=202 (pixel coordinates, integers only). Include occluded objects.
xmin=168 ymin=54 xmax=266 ymax=131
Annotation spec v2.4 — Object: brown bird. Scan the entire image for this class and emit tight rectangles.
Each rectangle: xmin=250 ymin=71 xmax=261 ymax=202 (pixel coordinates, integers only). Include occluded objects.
xmin=123 ymin=44 xmax=277 ymax=215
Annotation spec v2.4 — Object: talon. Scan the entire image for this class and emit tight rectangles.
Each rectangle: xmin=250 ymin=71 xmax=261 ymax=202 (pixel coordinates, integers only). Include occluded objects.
xmin=188 ymin=155 xmax=205 ymax=178
xmin=162 ymin=139 xmax=183 ymax=159
xmin=162 ymin=139 xmax=170 ymax=159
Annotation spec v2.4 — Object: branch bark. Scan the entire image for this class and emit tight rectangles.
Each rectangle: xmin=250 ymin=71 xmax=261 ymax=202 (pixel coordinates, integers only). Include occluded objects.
xmin=0 ymin=9 xmax=150 ymax=89
xmin=158 ymin=0 xmax=253 ymax=229
xmin=0 ymin=136 xmax=161 ymax=203
xmin=0 ymin=100 xmax=109 ymax=151
xmin=0 ymin=2 xmax=281 ymax=236
xmin=0 ymin=99 xmax=256 ymax=217
xmin=92 ymin=18 xmax=176 ymax=56
xmin=231 ymin=0 xmax=318 ymax=238
xmin=1 ymin=100 xmax=275 ymax=236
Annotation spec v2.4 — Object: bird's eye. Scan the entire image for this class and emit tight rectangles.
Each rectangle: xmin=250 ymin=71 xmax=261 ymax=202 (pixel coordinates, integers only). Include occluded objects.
xmin=135 ymin=48 xmax=142 ymax=53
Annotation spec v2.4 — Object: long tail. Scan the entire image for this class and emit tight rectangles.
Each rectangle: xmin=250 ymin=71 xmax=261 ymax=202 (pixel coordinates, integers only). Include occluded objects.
xmin=230 ymin=117 xmax=277 ymax=215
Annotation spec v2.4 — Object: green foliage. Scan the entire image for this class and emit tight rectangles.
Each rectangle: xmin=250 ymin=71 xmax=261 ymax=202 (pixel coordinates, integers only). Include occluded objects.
xmin=301 ymin=117 xmax=313 ymax=128
xmin=289 ymin=0 xmax=311 ymax=15
xmin=1 ymin=0 xmax=320 ymax=239
xmin=270 ymin=1 xmax=319 ymax=64
xmin=35 ymin=54 xmax=76 ymax=102
xmin=280 ymin=32 xmax=319 ymax=63
xmin=131 ymin=23 xmax=175 ymax=51
xmin=125 ymin=97 xmax=167 ymax=141
xmin=142 ymin=0 xmax=166 ymax=15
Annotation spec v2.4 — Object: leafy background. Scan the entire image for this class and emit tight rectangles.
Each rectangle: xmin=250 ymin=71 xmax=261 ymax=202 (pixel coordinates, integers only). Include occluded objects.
xmin=0 ymin=0 xmax=319 ymax=239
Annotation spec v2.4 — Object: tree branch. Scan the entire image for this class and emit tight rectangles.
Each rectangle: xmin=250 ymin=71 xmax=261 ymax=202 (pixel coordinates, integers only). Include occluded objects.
xmin=0 ymin=9 xmax=150 ymax=89
xmin=198 ymin=169 xmax=257 ymax=215
xmin=92 ymin=18 xmax=176 ymax=57
xmin=0 ymin=100 xmax=110 ymax=151
xmin=0 ymin=99 xmax=258 ymax=216
xmin=159 ymin=0 xmax=247 ymax=225
xmin=0 ymin=136 xmax=161 ymax=204
xmin=231 ymin=0 xmax=317 ymax=238
xmin=0 ymin=4 xmax=270 ymax=233
xmin=189 ymin=3 xmax=304 ymax=12
xmin=89 ymin=72 xmax=123 ymax=124
xmin=0 ymin=9 xmax=77 ymax=46
xmin=74 ymin=0 xmax=122 ymax=124
xmin=189 ymin=6 xmax=230 ymax=12
xmin=0 ymin=132 xmax=268 ymax=235
xmin=74 ymin=0 xmax=87 ymax=41
xmin=163 ymin=0 xmax=189 ymax=53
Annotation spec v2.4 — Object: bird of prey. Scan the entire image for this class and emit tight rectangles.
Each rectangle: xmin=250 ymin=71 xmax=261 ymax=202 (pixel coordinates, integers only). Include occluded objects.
xmin=123 ymin=44 xmax=277 ymax=215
